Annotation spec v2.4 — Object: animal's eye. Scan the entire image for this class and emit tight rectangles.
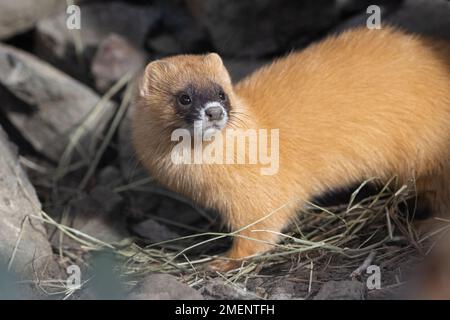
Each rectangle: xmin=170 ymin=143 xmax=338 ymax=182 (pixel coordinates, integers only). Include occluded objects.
xmin=178 ymin=94 xmax=192 ymax=106
xmin=218 ymin=91 xmax=226 ymax=101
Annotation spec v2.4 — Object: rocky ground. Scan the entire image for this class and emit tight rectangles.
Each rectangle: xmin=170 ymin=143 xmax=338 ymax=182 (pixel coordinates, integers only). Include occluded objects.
xmin=0 ymin=0 xmax=449 ymax=300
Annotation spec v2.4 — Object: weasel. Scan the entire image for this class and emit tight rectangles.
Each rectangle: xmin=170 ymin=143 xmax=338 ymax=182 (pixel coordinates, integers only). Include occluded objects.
xmin=132 ymin=27 xmax=450 ymax=272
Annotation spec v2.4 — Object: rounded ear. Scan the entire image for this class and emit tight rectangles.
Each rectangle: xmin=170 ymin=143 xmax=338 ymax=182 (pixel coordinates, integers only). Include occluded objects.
xmin=140 ymin=60 xmax=173 ymax=97
xmin=205 ymin=53 xmax=223 ymax=67
xmin=139 ymin=74 xmax=150 ymax=97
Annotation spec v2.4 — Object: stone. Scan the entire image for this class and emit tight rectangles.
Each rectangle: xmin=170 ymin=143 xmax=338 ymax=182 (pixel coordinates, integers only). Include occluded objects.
xmin=0 ymin=43 xmax=115 ymax=162
xmin=129 ymin=273 xmax=203 ymax=300
xmin=313 ymin=280 xmax=366 ymax=300
xmin=200 ymin=279 xmax=261 ymax=300
xmin=268 ymin=278 xmax=304 ymax=300
xmin=35 ymin=1 xmax=160 ymax=79
xmin=333 ymin=0 xmax=450 ymax=40
xmin=0 ymin=0 xmax=64 ymax=40
xmin=91 ymin=34 xmax=147 ymax=92
xmin=336 ymin=0 xmax=402 ymax=16
xmin=0 ymin=126 xmax=60 ymax=298
xmin=185 ymin=0 xmax=339 ymax=58
xmin=118 ymin=105 xmax=149 ymax=182
xmin=67 ymin=189 xmax=127 ymax=244
xmin=387 ymin=0 xmax=450 ymax=40
xmin=147 ymin=0 xmax=211 ymax=56
xmin=147 ymin=34 xmax=183 ymax=56
xmin=97 ymin=165 xmax=123 ymax=188
xmin=223 ymin=59 xmax=267 ymax=82
xmin=130 ymin=219 xmax=180 ymax=243
xmin=90 ymin=186 xmax=124 ymax=215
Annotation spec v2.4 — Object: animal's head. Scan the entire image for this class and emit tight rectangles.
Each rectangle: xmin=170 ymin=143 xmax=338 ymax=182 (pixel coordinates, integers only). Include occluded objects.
xmin=137 ymin=53 xmax=236 ymax=137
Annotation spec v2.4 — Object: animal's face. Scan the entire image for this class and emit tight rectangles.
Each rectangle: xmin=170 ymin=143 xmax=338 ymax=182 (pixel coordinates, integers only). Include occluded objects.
xmin=138 ymin=53 xmax=234 ymax=137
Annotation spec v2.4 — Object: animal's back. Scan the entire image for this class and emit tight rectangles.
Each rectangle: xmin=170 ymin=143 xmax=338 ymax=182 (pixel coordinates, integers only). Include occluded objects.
xmin=235 ymin=27 xmax=450 ymax=194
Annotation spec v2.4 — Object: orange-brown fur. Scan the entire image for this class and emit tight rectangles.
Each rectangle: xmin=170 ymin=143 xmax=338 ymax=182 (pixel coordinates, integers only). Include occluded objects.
xmin=132 ymin=27 xmax=450 ymax=272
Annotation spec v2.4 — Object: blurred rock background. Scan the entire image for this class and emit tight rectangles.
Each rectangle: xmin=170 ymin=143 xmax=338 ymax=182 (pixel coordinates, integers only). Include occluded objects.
xmin=0 ymin=0 xmax=449 ymax=299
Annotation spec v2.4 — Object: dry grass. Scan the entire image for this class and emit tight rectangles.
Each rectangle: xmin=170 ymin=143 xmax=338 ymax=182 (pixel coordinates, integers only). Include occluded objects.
xmin=113 ymin=176 xmax=424 ymax=284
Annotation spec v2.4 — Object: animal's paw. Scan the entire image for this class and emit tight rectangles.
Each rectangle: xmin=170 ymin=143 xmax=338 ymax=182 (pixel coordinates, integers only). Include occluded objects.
xmin=207 ymin=258 xmax=241 ymax=273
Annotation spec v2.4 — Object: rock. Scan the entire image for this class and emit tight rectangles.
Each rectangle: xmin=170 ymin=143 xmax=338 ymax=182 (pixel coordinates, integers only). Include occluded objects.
xmin=97 ymin=166 xmax=123 ymax=188
xmin=406 ymin=232 xmax=450 ymax=299
xmin=35 ymin=1 xmax=160 ymax=79
xmin=268 ymin=278 xmax=304 ymax=300
xmin=223 ymin=59 xmax=267 ymax=82
xmin=333 ymin=0 xmax=450 ymax=40
xmin=67 ymin=188 xmax=126 ymax=244
xmin=331 ymin=3 xmax=402 ymax=34
xmin=0 ymin=126 xmax=60 ymax=297
xmin=90 ymin=186 xmax=124 ymax=215
xmin=367 ymin=287 xmax=400 ymax=300
xmin=48 ymin=184 xmax=127 ymax=250
xmin=185 ymin=0 xmax=340 ymax=58
xmin=0 ymin=43 xmax=115 ymax=162
xmin=314 ymin=280 xmax=366 ymax=300
xmin=0 ymin=263 xmax=21 ymax=299
xmin=64 ymin=251 xmax=128 ymax=300
xmin=200 ymin=279 xmax=261 ymax=300
xmin=0 ymin=0 xmax=64 ymax=40
xmin=245 ymin=277 xmax=266 ymax=295
xmin=129 ymin=273 xmax=203 ymax=300
xmin=118 ymin=105 xmax=149 ymax=182
xmin=271 ymin=293 xmax=294 ymax=300
xmin=387 ymin=0 xmax=450 ymax=40
xmin=91 ymin=34 xmax=147 ymax=92
xmin=126 ymin=191 xmax=160 ymax=221
xmin=157 ymin=198 xmax=187 ymax=220
xmin=131 ymin=219 xmax=180 ymax=243
xmin=146 ymin=0 xmax=211 ymax=56
xmin=147 ymin=34 xmax=183 ymax=56
xmin=85 ymin=251 xmax=128 ymax=300
xmin=336 ymin=0 xmax=402 ymax=16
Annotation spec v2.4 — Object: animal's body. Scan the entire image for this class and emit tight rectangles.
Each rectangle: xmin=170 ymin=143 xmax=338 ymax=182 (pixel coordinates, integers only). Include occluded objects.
xmin=132 ymin=27 xmax=450 ymax=271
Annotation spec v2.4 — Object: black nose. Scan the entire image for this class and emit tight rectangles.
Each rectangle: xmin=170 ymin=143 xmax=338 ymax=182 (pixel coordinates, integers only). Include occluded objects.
xmin=205 ymin=106 xmax=224 ymax=121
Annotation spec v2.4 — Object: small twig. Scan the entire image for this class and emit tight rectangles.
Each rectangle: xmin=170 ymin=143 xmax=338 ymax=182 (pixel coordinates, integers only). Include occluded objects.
xmin=350 ymin=250 xmax=377 ymax=278
xmin=308 ymin=260 xmax=314 ymax=293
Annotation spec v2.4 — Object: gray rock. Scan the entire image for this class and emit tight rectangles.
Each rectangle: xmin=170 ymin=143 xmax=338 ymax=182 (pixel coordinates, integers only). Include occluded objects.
xmin=335 ymin=0 xmax=403 ymax=14
xmin=0 ymin=43 xmax=115 ymax=162
xmin=270 ymin=293 xmax=295 ymax=300
xmin=332 ymin=3 xmax=401 ymax=34
xmin=65 ymin=189 xmax=127 ymax=245
xmin=268 ymin=278 xmax=304 ymax=300
xmin=224 ymin=59 xmax=268 ymax=82
xmin=0 ymin=0 xmax=64 ymax=40
xmin=91 ymin=34 xmax=147 ymax=92
xmin=314 ymin=280 xmax=367 ymax=300
xmin=387 ymin=0 xmax=450 ymax=40
xmin=35 ymin=2 xmax=160 ymax=79
xmin=147 ymin=0 xmax=211 ymax=56
xmin=185 ymin=0 xmax=339 ymax=58
xmin=129 ymin=273 xmax=203 ymax=300
xmin=333 ymin=0 xmax=450 ymax=40
xmin=118 ymin=105 xmax=149 ymax=182
xmin=97 ymin=166 xmax=123 ymax=188
xmin=131 ymin=219 xmax=180 ymax=243
xmin=90 ymin=186 xmax=124 ymax=215
xmin=0 ymin=127 xmax=60 ymax=298
xmin=72 ymin=216 xmax=127 ymax=246
xmin=147 ymin=34 xmax=183 ymax=56
xmin=200 ymin=279 xmax=261 ymax=300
